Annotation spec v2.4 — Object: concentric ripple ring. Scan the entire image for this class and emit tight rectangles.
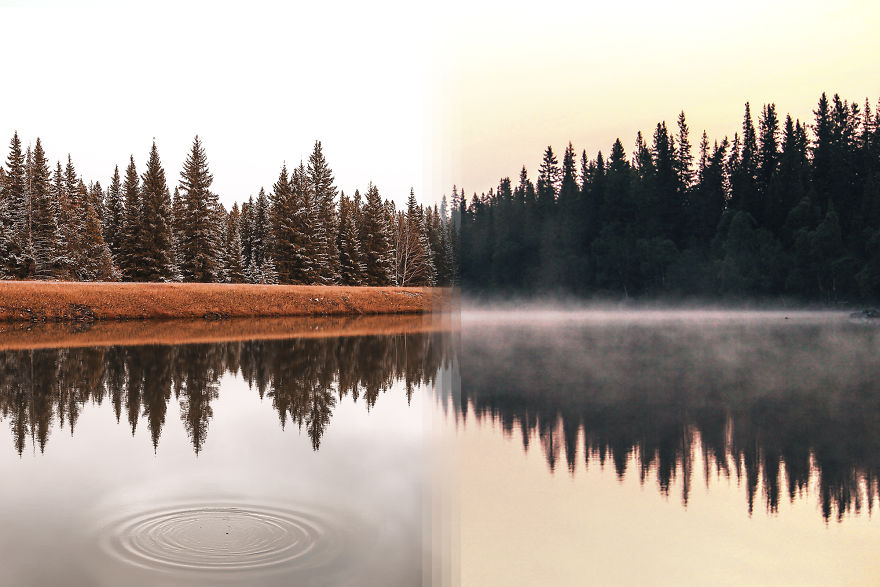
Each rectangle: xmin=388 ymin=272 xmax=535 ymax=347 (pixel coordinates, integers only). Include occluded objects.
xmin=98 ymin=503 xmax=340 ymax=573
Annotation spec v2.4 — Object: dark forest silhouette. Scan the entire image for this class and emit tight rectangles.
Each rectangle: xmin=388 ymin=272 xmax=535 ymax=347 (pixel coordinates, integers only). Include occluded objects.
xmin=455 ymin=93 xmax=880 ymax=302
xmin=0 ymin=330 xmax=451 ymax=455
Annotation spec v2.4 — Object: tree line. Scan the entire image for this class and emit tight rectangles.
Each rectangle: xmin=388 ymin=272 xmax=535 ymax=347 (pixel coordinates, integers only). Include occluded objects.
xmin=0 ymin=135 xmax=454 ymax=287
xmin=456 ymin=93 xmax=880 ymax=302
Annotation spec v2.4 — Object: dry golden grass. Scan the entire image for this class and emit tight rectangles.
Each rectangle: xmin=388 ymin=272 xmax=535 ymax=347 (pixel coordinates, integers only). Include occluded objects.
xmin=0 ymin=313 xmax=457 ymax=351
xmin=0 ymin=282 xmax=451 ymax=323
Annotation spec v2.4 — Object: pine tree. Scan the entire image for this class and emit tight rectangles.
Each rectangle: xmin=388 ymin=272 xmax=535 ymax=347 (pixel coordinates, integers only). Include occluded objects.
xmin=307 ymin=141 xmax=340 ymax=283
xmin=337 ymin=190 xmax=365 ymax=285
xmin=223 ymin=203 xmax=245 ymax=283
xmin=103 ymin=165 xmax=124 ymax=262
xmin=138 ymin=141 xmax=175 ymax=281
xmin=240 ymin=196 xmax=254 ymax=268
xmin=271 ymin=163 xmax=314 ymax=284
xmin=360 ymin=182 xmax=393 ymax=285
xmin=0 ymin=132 xmax=28 ymax=276
xmin=435 ymin=195 xmax=452 ymax=285
xmin=252 ymin=187 xmax=269 ymax=268
xmin=536 ymin=146 xmax=560 ymax=218
xmin=260 ymin=256 xmax=278 ymax=284
xmin=79 ymin=195 xmax=117 ymax=281
xmin=29 ymin=139 xmax=57 ymax=279
xmin=675 ymin=111 xmax=694 ymax=191
xmin=291 ymin=162 xmax=318 ymax=283
xmin=170 ymin=186 xmax=185 ymax=280
xmin=52 ymin=161 xmax=75 ymax=279
xmin=119 ymin=156 xmax=142 ymax=279
xmin=178 ymin=135 xmax=219 ymax=282
xmin=759 ymin=104 xmax=782 ymax=233
xmin=244 ymin=256 xmax=261 ymax=284
xmin=88 ymin=181 xmax=104 ymax=221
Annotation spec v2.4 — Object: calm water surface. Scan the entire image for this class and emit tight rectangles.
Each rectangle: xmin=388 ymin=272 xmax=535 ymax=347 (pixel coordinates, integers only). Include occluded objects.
xmin=457 ymin=310 xmax=880 ymax=586
xmin=3 ymin=311 xmax=880 ymax=586
xmin=0 ymin=317 xmax=455 ymax=587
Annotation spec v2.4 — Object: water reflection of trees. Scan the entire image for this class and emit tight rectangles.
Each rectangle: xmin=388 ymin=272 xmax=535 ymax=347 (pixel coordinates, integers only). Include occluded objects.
xmin=460 ymin=318 xmax=880 ymax=522
xmin=0 ymin=331 xmax=451 ymax=456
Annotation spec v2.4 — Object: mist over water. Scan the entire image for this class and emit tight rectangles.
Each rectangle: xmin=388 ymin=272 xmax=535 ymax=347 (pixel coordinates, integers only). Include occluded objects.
xmin=458 ymin=306 xmax=880 ymax=521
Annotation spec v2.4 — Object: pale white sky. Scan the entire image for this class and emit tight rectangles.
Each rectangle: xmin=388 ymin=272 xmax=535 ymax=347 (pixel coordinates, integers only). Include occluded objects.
xmin=3 ymin=0 xmax=879 ymax=208
xmin=0 ymin=0 xmax=428 ymax=208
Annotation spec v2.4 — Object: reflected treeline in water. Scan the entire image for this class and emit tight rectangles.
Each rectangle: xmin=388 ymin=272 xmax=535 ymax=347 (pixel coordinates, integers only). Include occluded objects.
xmin=460 ymin=315 xmax=880 ymax=521
xmin=0 ymin=330 xmax=452 ymax=455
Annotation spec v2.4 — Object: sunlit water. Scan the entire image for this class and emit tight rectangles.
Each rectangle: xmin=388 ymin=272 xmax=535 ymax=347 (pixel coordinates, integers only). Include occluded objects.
xmin=3 ymin=311 xmax=880 ymax=585
xmin=456 ymin=309 xmax=880 ymax=586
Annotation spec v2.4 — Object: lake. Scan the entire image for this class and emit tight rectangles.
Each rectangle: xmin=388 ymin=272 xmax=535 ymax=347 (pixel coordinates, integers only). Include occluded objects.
xmin=0 ymin=315 xmax=455 ymax=587
xmin=2 ymin=310 xmax=879 ymax=585
xmin=457 ymin=309 xmax=880 ymax=585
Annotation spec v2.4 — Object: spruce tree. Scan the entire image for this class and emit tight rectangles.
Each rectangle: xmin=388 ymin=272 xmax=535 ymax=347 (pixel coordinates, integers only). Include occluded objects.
xmin=223 ymin=203 xmax=245 ymax=283
xmin=138 ymin=141 xmax=175 ymax=281
xmin=178 ymin=135 xmax=219 ymax=282
xmin=103 ymin=166 xmax=124 ymax=262
xmin=1 ymin=132 xmax=28 ymax=276
xmin=289 ymin=162 xmax=318 ymax=284
xmin=80 ymin=196 xmax=116 ymax=281
xmin=536 ymin=146 xmax=560 ymax=218
xmin=240 ymin=196 xmax=254 ymax=268
xmin=337 ymin=190 xmax=365 ymax=285
xmin=270 ymin=163 xmax=311 ymax=283
xmin=252 ymin=187 xmax=269 ymax=268
xmin=360 ymin=182 xmax=393 ymax=285
xmin=29 ymin=139 xmax=57 ymax=279
xmin=170 ymin=186 xmax=185 ymax=279
xmin=120 ymin=156 xmax=142 ymax=279
xmin=307 ymin=141 xmax=340 ymax=283
xmin=675 ymin=111 xmax=694 ymax=191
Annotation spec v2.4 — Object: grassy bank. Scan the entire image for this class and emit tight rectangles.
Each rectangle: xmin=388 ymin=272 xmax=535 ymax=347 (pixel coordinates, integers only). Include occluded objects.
xmin=0 ymin=282 xmax=449 ymax=322
xmin=0 ymin=313 xmax=456 ymax=350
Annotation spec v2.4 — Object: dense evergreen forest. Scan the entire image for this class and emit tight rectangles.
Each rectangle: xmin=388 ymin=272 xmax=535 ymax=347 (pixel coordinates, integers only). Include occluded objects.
xmin=0 ymin=135 xmax=453 ymax=287
xmin=457 ymin=93 xmax=880 ymax=302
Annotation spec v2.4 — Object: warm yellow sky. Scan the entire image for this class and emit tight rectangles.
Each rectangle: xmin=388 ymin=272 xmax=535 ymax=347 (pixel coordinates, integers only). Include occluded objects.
xmin=431 ymin=0 xmax=880 ymax=200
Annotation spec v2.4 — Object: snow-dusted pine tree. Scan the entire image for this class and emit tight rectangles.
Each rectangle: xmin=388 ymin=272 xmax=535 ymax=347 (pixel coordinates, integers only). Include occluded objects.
xmin=223 ymin=203 xmax=245 ymax=283
xmin=29 ymin=139 xmax=57 ymax=280
xmin=178 ymin=136 xmax=220 ymax=282
xmin=252 ymin=187 xmax=270 ymax=268
xmin=119 ymin=156 xmax=142 ymax=280
xmin=240 ymin=196 xmax=254 ymax=269
xmin=307 ymin=141 xmax=340 ymax=284
xmin=79 ymin=197 xmax=117 ymax=281
xmin=260 ymin=257 xmax=278 ymax=284
xmin=360 ymin=182 xmax=393 ymax=285
xmin=337 ymin=190 xmax=365 ymax=285
xmin=103 ymin=165 xmax=124 ymax=263
xmin=0 ymin=132 xmax=29 ymax=277
xmin=138 ymin=141 xmax=175 ymax=281
xmin=244 ymin=256 xmax=260 ymax=284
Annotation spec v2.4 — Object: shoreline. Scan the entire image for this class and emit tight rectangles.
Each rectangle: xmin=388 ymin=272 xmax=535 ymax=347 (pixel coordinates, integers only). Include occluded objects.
xmin=0 ymin=282 xmax=450 ymax=323
xmin=0 ymin=314 xmax=456 ymax=351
